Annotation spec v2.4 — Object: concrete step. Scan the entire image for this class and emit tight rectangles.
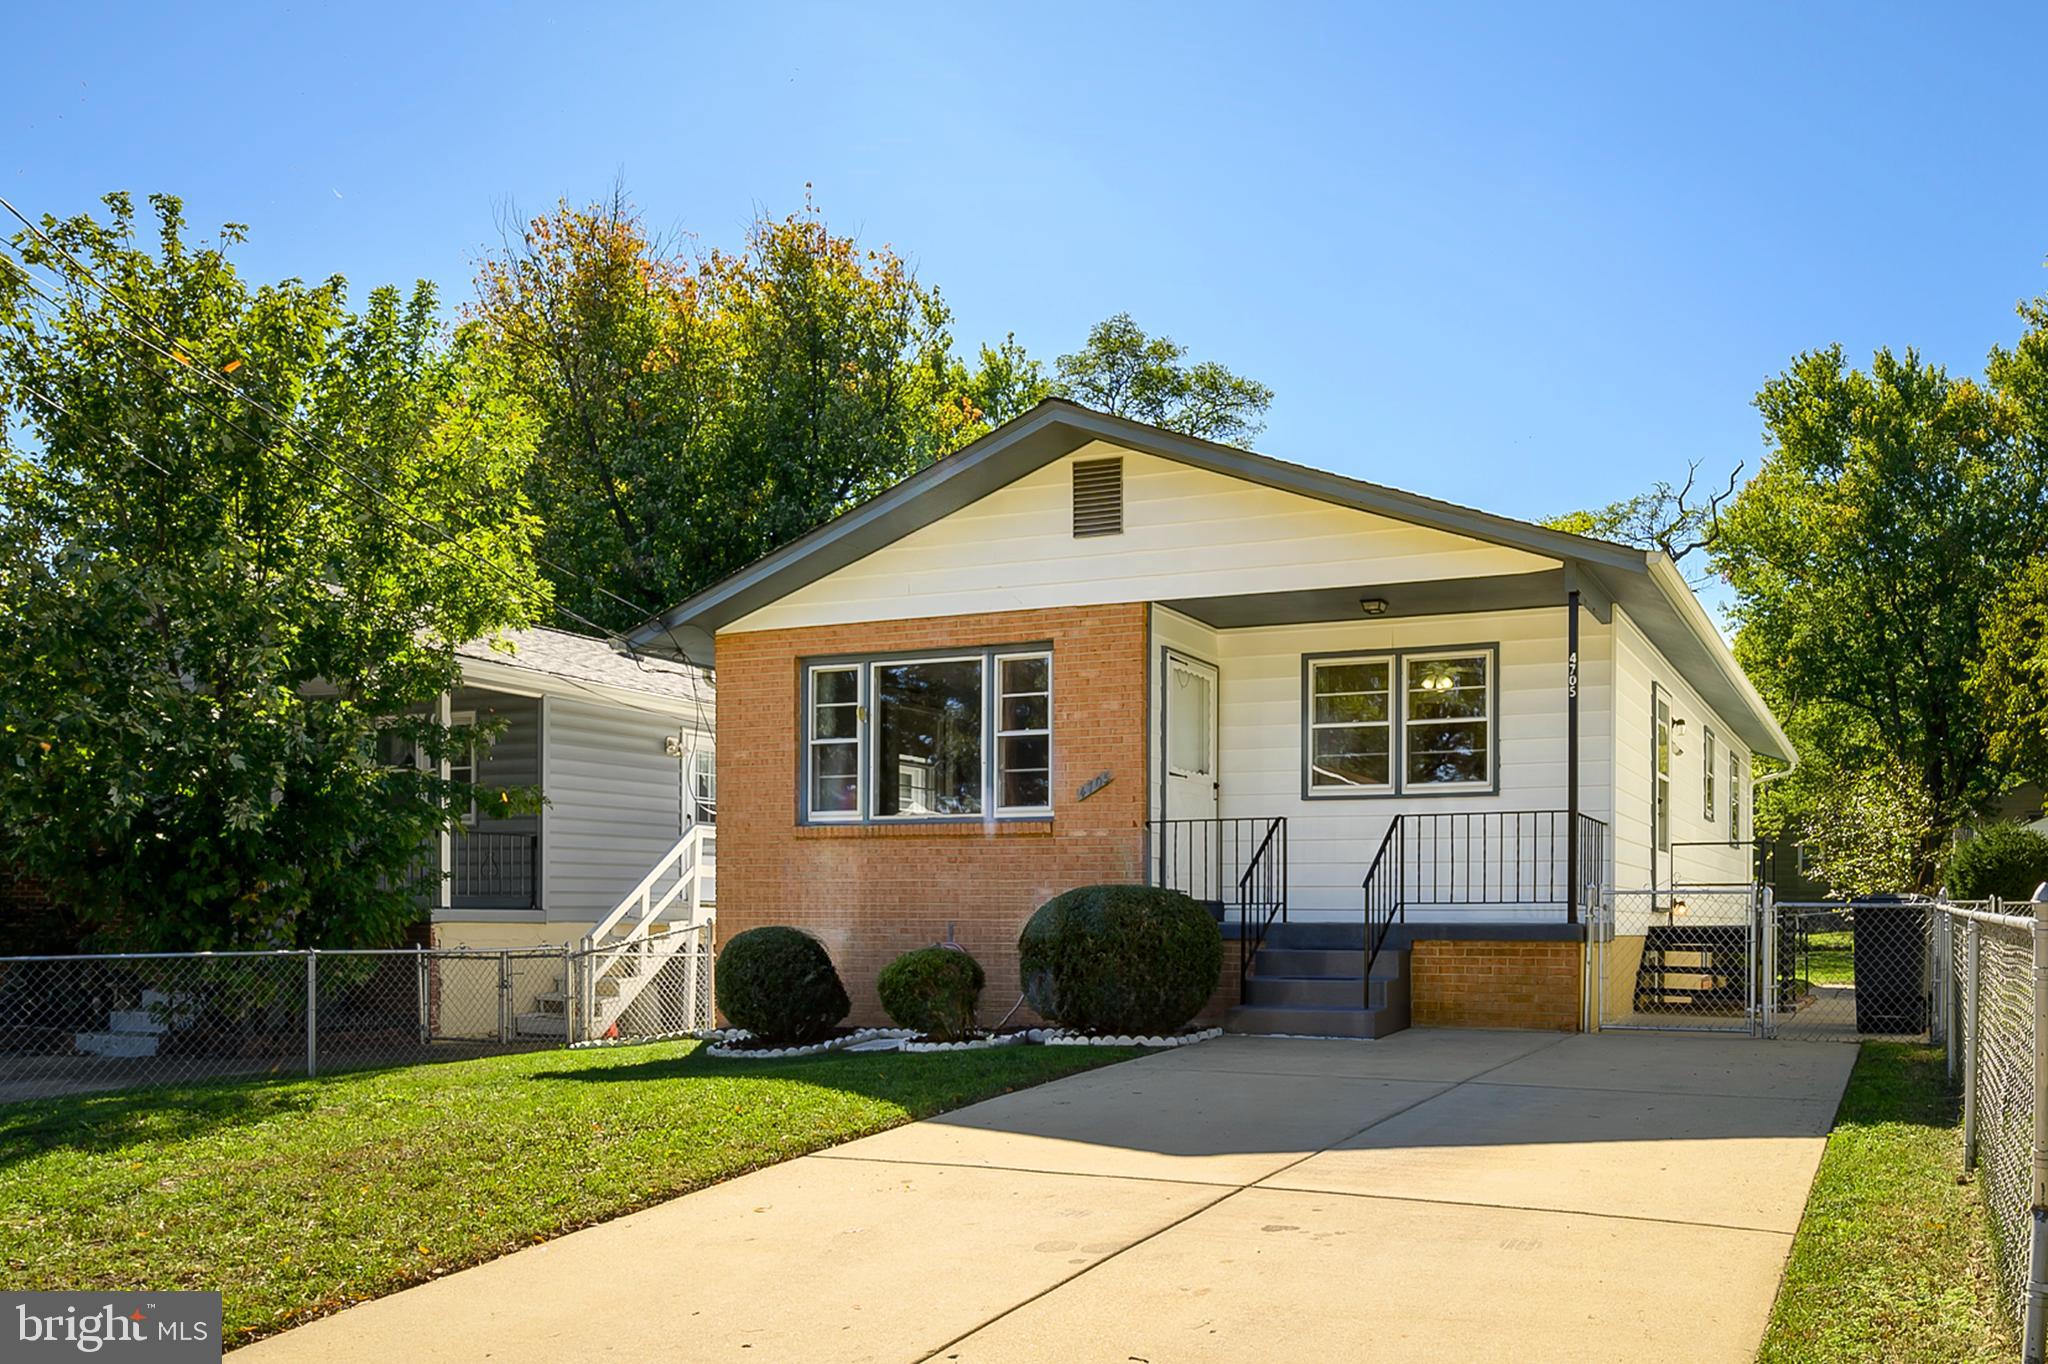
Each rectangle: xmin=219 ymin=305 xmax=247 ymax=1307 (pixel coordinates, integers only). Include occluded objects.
xmin=1242 ymin=974 xmax=1370 ymax=1009
xmin=1222 ymin=1003 xmax=1408 ymax=1039
xmin=1262 ymin=922 xmax=1368 ymax=951
xmin=105 ymin=1010 xmax=172 ymax=1035
xmin=74 ymin=1030 xmax=161 ymax=1058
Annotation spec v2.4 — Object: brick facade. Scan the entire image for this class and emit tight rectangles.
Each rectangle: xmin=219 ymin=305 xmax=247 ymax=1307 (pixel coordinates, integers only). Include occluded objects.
xmin=1410 ymin=939 xmax=1582 ymax=1031
xmin=715 ymin=603 xmax=1151 ymax=1026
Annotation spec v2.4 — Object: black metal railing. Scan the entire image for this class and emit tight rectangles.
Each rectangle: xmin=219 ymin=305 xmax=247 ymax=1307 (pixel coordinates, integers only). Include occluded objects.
xmin=1361 ymin=810 xmax=1607 ymax=981
xmin=1145 ymin=817 xmax=1288 ymax=978
xmin=415 ymin=831 xmax=539 ymax=910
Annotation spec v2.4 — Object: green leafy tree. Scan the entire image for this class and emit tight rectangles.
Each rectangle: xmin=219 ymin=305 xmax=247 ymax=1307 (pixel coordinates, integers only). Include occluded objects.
xmin=1713 ymin=338 xmax=2048 ymax=888
xmin=1052 ymin=312 xmax=1273 ymax=447
xmin=1972 ymin=557 xmax=2048 ymax=785
xmin=0 ymin=193 xmax=546 ymax=950
xmin=471 ymin=190 xmax=1009 ymax=631
xmin=1541 ymin=459 xmax=1741 ymax=568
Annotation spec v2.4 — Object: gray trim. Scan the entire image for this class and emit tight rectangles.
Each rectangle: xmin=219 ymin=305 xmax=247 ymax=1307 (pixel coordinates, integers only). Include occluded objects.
xmin=796 ymin=641 xmax=1055 ymax=827
xmin=1299 ymin=643 xmax=1502 ymax=800
xmin=1168 ymin=570 xmax=1567 ymax=630
xmin=632 ymin=399 xmax=1645 ymax=645
xmin=628 ymin=398 xmax=1790 ymax=763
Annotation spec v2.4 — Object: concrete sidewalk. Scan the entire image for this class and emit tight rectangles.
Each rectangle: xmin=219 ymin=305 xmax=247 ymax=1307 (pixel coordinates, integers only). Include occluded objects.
xmin=239 ymin=1029 xmax=1855 ymax=1363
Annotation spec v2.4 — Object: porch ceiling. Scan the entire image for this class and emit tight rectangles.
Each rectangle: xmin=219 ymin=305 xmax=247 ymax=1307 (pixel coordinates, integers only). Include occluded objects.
xmin=1160 ymin=569 xmax=1571 ymax=629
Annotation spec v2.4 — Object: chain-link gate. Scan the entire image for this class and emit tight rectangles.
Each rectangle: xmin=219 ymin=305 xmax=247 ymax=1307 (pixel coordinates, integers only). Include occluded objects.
xmin=1768 ymin=898 xmax=1935 ymax=1042
xmin=1597 ymin=887 xmax=1766 ymax=1033
xmin=1595 ymin=888 xmax=1937 ymax=1042
xmin=566 ymin=922 xmax=715 ymax=1047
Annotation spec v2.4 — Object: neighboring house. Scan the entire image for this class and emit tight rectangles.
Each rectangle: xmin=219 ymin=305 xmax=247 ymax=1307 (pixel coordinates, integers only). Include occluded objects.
xmin=422 ymin=626 xmax=717 ymax=951
xmin=629 ymin=400 xmax=1792 ymax=1036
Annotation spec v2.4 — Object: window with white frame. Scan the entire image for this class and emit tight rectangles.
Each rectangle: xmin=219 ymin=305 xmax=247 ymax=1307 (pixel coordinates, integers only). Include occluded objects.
xmin=1307 ymin=656 xmax=1393 ymax=791
xmin=446 ymin=709 xmax=479 ymax=825
xmin=1654 ymin=695 xmax=1672 ymax=854
xmin=803 ymin=647 xmax=1052 ymax=823
xmin=807 ymin=665 xmax=861 ymax=818
xmin=1702 ymin=726 xmax=1717 ymax=822
xmin=1729 ymin=749 xmax=1743 ymax=847
xmin=1403 ymin=652 xmax=1491 ymax=788
xmin=690 ymin=747 xmax=716 ymax=824
xmin=996 ymin=653 xmax=1052 ymax=812
xmin=1304 ymin=648 xmax=1493 ymax=795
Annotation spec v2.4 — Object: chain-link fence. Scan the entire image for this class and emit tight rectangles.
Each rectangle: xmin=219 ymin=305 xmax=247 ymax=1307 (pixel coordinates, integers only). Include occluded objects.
xmin=1771 ymin=898 xmax=1935 ymax=1042
xmin=1934 ymin=896 xmax=2044 ymax=1349
xmin=0 ymin=921 xmax=715 ymax=1104
xmin=1597 ymin=888 xmax=1765 ymax=1032
xmin=567 ymin=924 xmax=715 ymax=1048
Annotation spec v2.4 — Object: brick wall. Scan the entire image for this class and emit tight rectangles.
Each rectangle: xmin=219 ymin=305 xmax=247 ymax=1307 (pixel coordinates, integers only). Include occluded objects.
xmin=1410 ymin=939 xmax=1582 ymax=1031
xmin=715 ymin=603 xmax=1150 ymax=1026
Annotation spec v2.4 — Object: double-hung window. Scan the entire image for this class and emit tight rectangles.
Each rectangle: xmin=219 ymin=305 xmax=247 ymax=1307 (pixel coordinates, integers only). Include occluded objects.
xmin=1307 ymin=657 xmax=1393 ymax=792
xmin=1403 ymin=652 xmax=1491 ymax=788
xmin=803 ymin=647 xmax=1052 ymax=823
xmin=1305 ymin=647 xmax=1494 ymax=795
xmin=1729 ymin=750 xmax=1743 ymax=847
xmin=1702 ymin=727 xmax=1717 ymax=822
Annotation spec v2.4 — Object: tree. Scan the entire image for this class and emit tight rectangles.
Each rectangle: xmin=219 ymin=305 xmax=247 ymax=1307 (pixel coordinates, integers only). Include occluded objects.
xmin=1053 ymin=313 xmax=1273 ymax=447
xmin=1972 ymin=557 xmax=2048 ymax=785
xmin=0 ymin=193 xmax=546 ymax=950
xmin=1541 ymin=459 xmax=1742 ymax=567
xmin=1968 ymin=289 xmax=2048 ymax=787
xmin=471 ymin=191 xmax=997 ymax=632
xmin=1713 ymin=338 xmax=2048 ymax=888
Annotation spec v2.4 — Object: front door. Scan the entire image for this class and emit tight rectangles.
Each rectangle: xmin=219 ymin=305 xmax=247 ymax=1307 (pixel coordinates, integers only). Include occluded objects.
xmin=1162 ymin=651 xmax=1220 ymax=899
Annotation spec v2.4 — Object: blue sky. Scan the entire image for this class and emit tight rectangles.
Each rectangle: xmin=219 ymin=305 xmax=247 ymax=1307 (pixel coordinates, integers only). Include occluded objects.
xmin=9 ymin=2 xmax=2047 ymax=603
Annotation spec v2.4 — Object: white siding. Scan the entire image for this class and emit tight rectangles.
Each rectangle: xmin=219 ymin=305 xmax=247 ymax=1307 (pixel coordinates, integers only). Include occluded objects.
xmin=541 ymin=698 xmax=689 ymax=922
xmin=1610 ymin=605 xmax=1753 ymax=892
xmin=1153 ymin=606 xmax=1614 ymax=919
xmin=730 ymin=443 xmax=1558 ymax=633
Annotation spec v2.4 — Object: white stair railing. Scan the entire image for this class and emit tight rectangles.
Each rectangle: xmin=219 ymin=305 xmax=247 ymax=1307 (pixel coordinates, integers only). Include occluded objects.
xmin=575 ymin=827 xmax=712 ymax=1040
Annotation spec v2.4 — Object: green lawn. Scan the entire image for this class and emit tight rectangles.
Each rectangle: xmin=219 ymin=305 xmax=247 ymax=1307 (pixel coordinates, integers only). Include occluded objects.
xmin=1759 ymin=1042 xmax=2012 ymax=1363
xmin=1803 ymin=929 xmax=1856 ymax=986
xmin=0 ymin=1040 xmax=1136 ymax=1347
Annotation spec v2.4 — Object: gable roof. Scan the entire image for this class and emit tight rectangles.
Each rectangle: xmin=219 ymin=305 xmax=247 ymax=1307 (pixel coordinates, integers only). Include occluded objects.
xmin=628 ymin=399 xmax=1790 ymax=761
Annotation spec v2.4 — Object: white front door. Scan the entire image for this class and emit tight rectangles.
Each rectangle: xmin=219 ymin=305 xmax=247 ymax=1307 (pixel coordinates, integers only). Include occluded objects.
xmin=1162 ymin=651 xmax=1220 ymax=899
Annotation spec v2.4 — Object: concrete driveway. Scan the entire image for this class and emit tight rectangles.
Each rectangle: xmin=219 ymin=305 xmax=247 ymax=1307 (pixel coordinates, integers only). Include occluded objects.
xmin=240 ymin=1029 xmax=1855 ymax=1363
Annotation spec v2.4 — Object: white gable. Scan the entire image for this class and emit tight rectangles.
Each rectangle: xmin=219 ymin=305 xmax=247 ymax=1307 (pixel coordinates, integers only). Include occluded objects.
xmin=726 ymin=442 xmax=1559 ymax=633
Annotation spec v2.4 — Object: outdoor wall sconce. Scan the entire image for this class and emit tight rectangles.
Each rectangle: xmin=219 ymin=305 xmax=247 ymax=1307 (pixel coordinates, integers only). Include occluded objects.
xmin=1359 ymin=597 xmax=1389 ymax=616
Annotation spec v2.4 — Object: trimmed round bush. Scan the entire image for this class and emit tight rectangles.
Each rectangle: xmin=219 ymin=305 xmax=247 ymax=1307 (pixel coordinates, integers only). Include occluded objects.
xmin=1019 ymin=884 xmax=1221 ymax=1035
xmin=877 ymin=946 xmax=986 ymax=1041
xmin=1946 ymin=822 xmax=2048 ymax=902
xmin=715 ymin=927 xmax=850 ymax=1044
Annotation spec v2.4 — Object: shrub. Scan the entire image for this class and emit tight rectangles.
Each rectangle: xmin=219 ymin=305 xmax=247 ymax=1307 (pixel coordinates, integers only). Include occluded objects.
xmin=1018 ymin=884 xmax=1221 ymax=1035
xmin=877 ymin=946 xmax=986 ymax=1041
xmin=714 ymin=927 xmax=850 ymax=1044
xmin=1945 ymin=822 xmax=2048 ymax=902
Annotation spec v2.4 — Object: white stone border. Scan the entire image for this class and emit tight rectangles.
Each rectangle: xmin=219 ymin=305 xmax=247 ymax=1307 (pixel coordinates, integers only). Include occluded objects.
xmin=703 ymin=1027 xmax=914 ymax=1060
xmin=900 ymin=1031 xmax=1029 ymax=1054
xmin=1032 ymin=1025 xmax=1223 ymax=1049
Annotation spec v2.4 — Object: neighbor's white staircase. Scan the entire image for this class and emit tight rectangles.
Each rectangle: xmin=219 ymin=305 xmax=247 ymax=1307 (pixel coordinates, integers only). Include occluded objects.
xmin=516 ymin=826 xmax=713 ymax=1041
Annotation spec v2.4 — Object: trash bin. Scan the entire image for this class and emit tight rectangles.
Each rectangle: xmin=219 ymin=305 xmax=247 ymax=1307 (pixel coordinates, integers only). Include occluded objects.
xmin=1853 ymin=895 xmax=1927 ymax=1035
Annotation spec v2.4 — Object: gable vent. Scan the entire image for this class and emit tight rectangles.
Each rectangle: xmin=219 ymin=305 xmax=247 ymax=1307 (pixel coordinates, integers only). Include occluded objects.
xmin=1072 ymin=457 xmax=1124 ymax=537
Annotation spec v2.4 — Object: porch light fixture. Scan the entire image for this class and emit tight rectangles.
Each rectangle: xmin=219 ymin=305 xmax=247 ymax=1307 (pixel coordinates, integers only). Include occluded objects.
xmin=1359 ymin=597 xmax=1389 ymax=616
